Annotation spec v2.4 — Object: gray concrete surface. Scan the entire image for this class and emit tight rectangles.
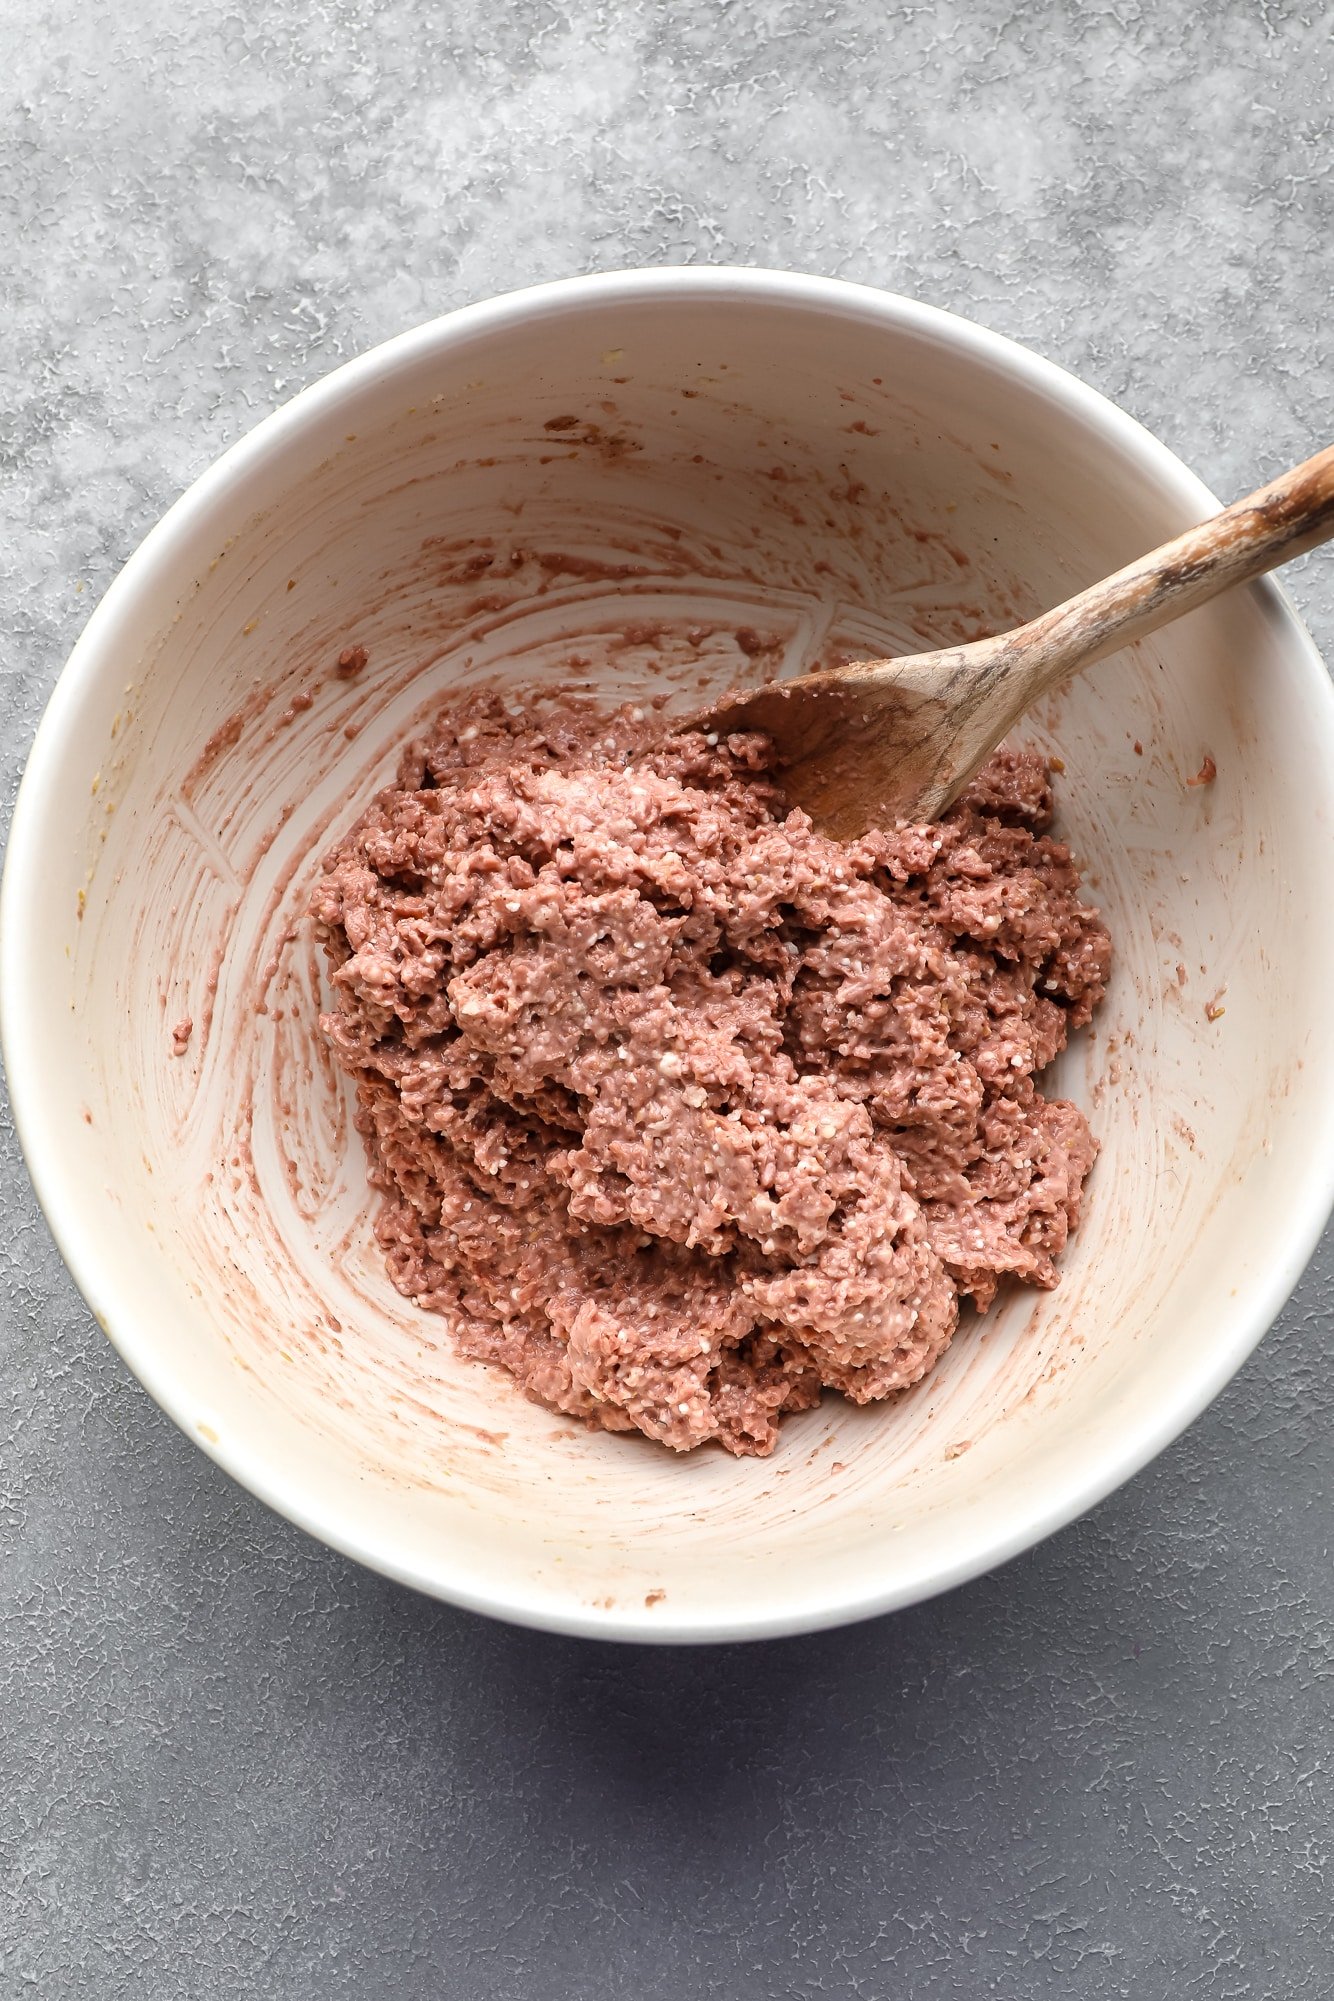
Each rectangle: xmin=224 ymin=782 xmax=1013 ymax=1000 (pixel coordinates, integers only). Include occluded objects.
xmin=2 ymin=2 xmax=1332 ymax=1995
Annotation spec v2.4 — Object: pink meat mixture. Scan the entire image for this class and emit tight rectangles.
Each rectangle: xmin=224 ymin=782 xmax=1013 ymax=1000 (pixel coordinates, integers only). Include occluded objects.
xmin=312 ymin=692 xmax=1110 ymax=1457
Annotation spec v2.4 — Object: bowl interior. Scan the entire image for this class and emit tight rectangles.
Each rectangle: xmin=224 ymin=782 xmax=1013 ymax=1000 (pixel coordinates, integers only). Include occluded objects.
xmin=9 ymin=276 xmax=1334 ymax=1638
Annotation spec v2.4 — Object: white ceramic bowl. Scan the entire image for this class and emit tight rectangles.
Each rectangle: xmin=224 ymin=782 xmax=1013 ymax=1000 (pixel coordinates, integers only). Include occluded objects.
xmin=6 ymin=269 xmax=1334 ymax=1642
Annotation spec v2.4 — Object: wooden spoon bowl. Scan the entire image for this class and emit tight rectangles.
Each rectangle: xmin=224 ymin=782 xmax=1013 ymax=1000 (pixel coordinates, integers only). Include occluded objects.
xmin=689 ymin=443 xmax=1334 ymax=838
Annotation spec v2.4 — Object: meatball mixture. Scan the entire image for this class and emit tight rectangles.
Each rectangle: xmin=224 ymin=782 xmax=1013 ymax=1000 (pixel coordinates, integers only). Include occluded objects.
xmin=312 ymin=692 xmax=1110 ymax=1456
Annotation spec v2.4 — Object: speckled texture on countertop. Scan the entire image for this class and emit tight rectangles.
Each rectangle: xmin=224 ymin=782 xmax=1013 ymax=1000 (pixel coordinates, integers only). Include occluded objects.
xmin=2 ymin=3 xmax=1332 ymax=1995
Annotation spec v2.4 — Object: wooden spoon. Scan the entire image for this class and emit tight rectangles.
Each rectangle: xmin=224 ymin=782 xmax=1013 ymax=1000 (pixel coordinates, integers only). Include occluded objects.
xmin=686 ymin=443 xmax=1334 ymax=839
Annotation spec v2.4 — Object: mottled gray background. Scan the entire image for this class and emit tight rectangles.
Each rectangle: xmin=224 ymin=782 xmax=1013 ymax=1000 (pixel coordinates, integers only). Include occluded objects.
xmin=3 ymin=2 xmax=1332 ymax=1995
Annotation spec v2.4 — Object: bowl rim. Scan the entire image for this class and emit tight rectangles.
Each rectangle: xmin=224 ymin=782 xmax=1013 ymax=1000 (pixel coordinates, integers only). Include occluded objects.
xmin=5 ymin=264 xmax=1334 ymax=1644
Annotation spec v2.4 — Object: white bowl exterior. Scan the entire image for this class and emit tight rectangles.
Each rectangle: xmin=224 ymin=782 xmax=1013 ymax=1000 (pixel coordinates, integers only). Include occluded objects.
xmin=5 ymin=270 xmax=1334 ymax=1641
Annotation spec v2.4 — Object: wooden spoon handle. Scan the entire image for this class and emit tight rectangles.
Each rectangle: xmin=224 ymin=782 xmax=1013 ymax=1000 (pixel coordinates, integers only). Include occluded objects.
xmin=1008 ymin=441 xmax=1334 ymax=695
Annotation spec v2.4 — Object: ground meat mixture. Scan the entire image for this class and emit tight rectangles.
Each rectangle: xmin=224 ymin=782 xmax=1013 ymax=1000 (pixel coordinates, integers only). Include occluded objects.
xmin=312 ymin=691 xmax=1110 ymax=1456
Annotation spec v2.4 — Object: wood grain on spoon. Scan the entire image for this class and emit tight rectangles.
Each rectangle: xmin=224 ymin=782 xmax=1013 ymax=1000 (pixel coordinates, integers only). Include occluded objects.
xmin=686 ymin=443 xmax=1334 ymax=839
